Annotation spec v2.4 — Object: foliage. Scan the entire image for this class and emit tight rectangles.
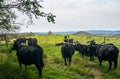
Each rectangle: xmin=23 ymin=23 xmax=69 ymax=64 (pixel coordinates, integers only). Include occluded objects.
xmin=0 ymin=0 xmax=56 ymax=33
xmin=0 ymin=4 xmax=19 ymax=33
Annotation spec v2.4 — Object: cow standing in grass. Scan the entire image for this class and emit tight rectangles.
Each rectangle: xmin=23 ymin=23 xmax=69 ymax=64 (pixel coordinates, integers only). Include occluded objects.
xmin=87 ymin=41 xmax=119 ymax=71
xmin=11 ymin=40 xmax=44 ymax=77
xmin=73 ymin=41 xmax=89 ymax=57
xmin=61 ymin=42 xmax=74 ymax=66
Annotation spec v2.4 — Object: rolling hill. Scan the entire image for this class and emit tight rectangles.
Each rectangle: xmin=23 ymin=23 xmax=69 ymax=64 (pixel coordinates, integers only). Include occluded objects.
xmin=86 ymin=30 xmax=120 ymax=34
xmin=72 ymin=31 xmax=120 ymax=38
xmin=72 ymin=31 xmax=94 ymax=36
xmin=33 ymin=30 xmax=120 ymax=38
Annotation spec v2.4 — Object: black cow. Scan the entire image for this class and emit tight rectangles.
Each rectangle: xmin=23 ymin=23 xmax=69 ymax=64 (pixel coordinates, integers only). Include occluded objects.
xmin=11 ymin=40 xmax=44 ymax=77
xmin=61 ymin=42 xmax=74 ymax=66
xmin=16 ymin=38 xmax=27 ymax=45
xmin=87 ymin=41 xmax=119 ymax=71
xmin=28 ymin=38 xmax=37 ymax=46
xmin=64 ymin=39 xmax=73 ymax=43
xmin=73 ymin=41 xmax=89 ymax=57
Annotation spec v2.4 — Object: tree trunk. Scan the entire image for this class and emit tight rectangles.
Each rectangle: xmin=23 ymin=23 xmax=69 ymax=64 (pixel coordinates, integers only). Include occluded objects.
xmin=3 ymin=34 xmax=8 ymax=47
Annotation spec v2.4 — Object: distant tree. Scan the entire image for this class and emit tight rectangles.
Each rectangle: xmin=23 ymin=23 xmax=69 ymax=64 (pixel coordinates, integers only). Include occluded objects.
xmin=48 ymin=31 xmax=52 ymax=35
xmin=29 ymin=32 xmax=35 ymax=36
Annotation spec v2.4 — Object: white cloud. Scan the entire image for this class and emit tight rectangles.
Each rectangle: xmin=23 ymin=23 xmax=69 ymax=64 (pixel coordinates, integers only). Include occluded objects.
xmin=20 ymin=0 xmax=120 ymax=32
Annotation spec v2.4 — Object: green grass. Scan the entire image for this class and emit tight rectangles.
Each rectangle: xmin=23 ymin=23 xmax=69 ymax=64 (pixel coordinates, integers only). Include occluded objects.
xmin=0 ymin=35 xmax=120 ymax=79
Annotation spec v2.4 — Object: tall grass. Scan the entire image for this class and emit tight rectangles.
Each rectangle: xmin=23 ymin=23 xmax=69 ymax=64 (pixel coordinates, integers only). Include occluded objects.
xmin=0 ymin=35 xmax=120 ymax=79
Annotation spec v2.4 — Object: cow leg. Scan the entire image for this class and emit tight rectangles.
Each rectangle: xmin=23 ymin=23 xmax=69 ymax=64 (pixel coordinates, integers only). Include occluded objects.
xmin=82 ymin=53 xmax=84 ymax=58
xmin=19 ymin=62 xmax=22 ymax=69
xmin=18 ymin=61 xmax=22 ymax=77
xmin=90 ymin=56 xmax=94 ymax=61
xmin=68 ymin=57 xmax=72 ymax=66
xmin=114 ymin=60 xmax=117 ymax=70
xmin=108 ymin=61 xmax=112 ymax=71
xmin=98 ymin=58 xmax=102 ymax=66
xmin=18 ymin=59 xmax=22 ymax=69
xmin=17 ymin=56 xmax=22 ymax=69
xmin=35 ymin=63 xmax=43 ymax=78
xmin=64 ymin=58 xmax=67 ymax=66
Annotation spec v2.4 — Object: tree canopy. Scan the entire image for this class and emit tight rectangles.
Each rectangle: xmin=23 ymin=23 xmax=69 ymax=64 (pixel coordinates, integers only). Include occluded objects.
xmin=0 ymin=0 xmax=56 ymax=33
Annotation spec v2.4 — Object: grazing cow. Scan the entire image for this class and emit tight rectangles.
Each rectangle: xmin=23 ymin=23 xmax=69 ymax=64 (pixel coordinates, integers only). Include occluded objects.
xmin=61 ymin=42 xmax=74 ymax=66
xmin=16 ymin=38 xmax=27 ymax=45
xmin=11 ymin=40 xmax=44 ymax=77
xmin=73 ymin=41 xmax=89 ymax=57
xmin=87 ymin=41 xmax=119 ymax=71
xmin=28 ymin=38 xmax=37 ymax=46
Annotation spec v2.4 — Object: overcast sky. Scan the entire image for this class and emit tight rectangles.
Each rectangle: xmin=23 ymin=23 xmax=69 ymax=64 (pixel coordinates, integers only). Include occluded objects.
xmin=19 ymin=0 xmax=120 ymax=32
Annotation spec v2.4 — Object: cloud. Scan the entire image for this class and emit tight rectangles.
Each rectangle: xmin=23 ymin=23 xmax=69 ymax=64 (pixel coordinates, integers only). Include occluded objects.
xmin=20 ymin=0 xmax=120 ymax=32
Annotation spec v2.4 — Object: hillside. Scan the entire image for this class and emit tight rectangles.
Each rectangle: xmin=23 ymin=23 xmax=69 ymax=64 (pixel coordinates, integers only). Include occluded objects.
xmin=72 ymin=31 xmax=120 ymax=38
xmin=111 ymin=33 xmax=120 ymax=38
xmin=72 ymin=31 xmax=94 ymax=36
xmin=95 ymin=33 xmax=112 ymax=37
xmin=33 ymin=30 xmax=120 ymax=36
xmin=95 ymin=33 xmax=120 ymax=38
xmin=86 ymin=30 xmax=120 ymax=34
xmin=34 ymin=31 xmax=75 ymax=35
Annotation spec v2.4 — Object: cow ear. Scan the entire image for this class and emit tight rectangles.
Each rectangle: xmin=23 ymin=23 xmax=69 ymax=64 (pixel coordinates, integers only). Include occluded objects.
xmin=15 ymin=41 xmax=18 ymax=44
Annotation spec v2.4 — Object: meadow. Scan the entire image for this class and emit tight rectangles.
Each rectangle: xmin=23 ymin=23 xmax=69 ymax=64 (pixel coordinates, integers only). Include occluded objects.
xmin=0 ymin=35 xmax=120 ymax=79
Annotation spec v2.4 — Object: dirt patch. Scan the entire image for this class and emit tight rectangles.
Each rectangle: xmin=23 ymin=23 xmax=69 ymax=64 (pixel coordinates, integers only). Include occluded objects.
xmin=90 ymin=67 xmax=101 ymax=79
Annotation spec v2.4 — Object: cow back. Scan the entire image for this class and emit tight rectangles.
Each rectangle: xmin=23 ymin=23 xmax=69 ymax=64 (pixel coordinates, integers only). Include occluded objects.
xmin=97 ymin=44 xmax=119 ymax=61
xmin=61 ymin=43 xmax=74 ymax=57
xmin=17 ymin=45 xmax=43 ymax=65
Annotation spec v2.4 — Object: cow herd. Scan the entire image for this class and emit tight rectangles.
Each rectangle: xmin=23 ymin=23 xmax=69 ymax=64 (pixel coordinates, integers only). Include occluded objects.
xmin=10 ymin=37 xmax=119 ymax=78
xmin=59 ymin=36 xmax=119 ymax=72
xmin=87 ymin=40 xmax=119 ymax=71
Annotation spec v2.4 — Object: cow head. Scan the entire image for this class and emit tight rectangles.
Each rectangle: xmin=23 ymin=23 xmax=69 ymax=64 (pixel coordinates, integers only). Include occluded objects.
xmin=11 ymin=40 xmax=19 ymax=50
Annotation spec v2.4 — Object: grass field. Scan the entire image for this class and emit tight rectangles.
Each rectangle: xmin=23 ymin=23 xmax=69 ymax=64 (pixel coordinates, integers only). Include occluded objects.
xmin=0 ymin=35 xmax=120 ymax=79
